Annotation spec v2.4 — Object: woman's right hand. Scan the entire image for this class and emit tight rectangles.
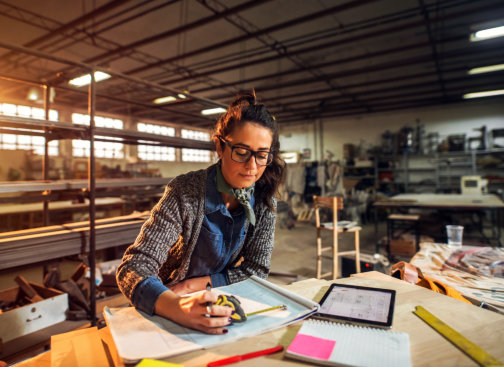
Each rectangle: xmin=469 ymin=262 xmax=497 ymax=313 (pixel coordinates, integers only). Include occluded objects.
xmin=154 ymin=288 xmax=233 ymax=334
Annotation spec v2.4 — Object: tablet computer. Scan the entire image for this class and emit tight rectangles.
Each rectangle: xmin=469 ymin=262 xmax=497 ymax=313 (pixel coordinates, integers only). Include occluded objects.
xmin=314 ymin=283 xmax=396 ymax=328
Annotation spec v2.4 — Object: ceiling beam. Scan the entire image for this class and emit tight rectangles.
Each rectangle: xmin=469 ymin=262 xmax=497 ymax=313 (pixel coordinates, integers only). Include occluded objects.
xmin=273 ymin=74 xmax=504 ymax=118
xmin=124 ymin=0 xmax=378 ymax=76
xmin=190 ymin=36 xmax=465 ymax=94
xmin=83 ymin=0 xmax=271 ymax=65
xmin=268 ymin=65 xmax=504 ymax=110
xmin=274 ymin=78 xmax=504 ymax=123
xmin=157 ymin=0 xmax=473 ymax=77
xmin=39 ymin=1 xmax=181 ymax=61
xmin=0 ymin=40 xmax=227 ymax=110
xmin=418 ymin=0 xmax=447 ymax=99
xmin=0 ymin=0 xmax=133 ymax=63
xmin=207 ymin=38 xmax=504 ymax=100
xmin=161 ymin=2 xmax=500 ymax=87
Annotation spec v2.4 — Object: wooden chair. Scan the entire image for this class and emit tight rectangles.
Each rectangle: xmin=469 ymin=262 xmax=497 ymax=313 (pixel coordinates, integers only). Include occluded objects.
xmin=313 ymin=195 xmax=361 ymax=279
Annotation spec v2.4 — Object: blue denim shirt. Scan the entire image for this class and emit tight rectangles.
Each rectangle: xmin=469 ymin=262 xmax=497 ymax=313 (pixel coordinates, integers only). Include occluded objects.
xmin=131 ymin=166 xmax=253 ymax=315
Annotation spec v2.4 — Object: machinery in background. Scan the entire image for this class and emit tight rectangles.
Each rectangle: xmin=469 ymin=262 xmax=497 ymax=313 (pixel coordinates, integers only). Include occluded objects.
xmin=461 ymin=176 xmax=488 ymax=195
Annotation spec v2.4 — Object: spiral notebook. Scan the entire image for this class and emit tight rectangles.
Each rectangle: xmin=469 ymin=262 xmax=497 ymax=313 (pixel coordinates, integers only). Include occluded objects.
xmin=286 ymin=319 xmax=411 ymax=367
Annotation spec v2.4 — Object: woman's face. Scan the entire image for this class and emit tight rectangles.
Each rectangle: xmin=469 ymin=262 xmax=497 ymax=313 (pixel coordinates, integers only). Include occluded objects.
xmin=217 ymin=121 xmax=273 ymax=189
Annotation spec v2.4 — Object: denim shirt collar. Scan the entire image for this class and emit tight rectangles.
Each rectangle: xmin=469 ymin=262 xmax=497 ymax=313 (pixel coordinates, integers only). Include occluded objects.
xmin=205 ymin=165 xmax=255 ymax=216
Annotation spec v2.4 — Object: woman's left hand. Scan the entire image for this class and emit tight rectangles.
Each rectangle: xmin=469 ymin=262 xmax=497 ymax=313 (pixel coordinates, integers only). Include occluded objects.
xmin=171 ymin=276 xmax=211 ymax=295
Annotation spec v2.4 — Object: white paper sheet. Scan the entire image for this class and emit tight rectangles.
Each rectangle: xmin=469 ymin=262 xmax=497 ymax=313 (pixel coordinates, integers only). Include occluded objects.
xmin=104 ymin=275 xmax=319 ymax=363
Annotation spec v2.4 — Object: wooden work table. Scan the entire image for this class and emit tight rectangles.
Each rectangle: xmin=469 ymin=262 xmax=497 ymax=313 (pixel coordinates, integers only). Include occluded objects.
xmin=13 ymin=272 xmax=504 ymax=367
xmin=373 ymin=193 xmax=504 ymax=209
xmin=373 ymin=193 xmax=504 ymax=246
xmin=165 ymin=272 xmax=504 ymax=367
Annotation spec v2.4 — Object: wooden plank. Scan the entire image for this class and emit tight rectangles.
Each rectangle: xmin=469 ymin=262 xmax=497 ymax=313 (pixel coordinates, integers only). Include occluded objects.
xmin=0 ymin=212 xmax=148 ymax=239
xmin=0 ymin=218 xmax=145 ymax=270
xmin=313 ymin=196 xmax=344 ymax=210
xmin=0 ymin=178 xmax=172 ymax=193
xmin=14 ymin=276 xmax=43 ymax=303
xmin=0 ymin=198 xmax=125 ymax=215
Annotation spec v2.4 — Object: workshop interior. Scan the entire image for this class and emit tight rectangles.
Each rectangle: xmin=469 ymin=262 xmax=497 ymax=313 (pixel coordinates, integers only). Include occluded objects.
xmin=0 ymin=1 xmax=503 ymax=366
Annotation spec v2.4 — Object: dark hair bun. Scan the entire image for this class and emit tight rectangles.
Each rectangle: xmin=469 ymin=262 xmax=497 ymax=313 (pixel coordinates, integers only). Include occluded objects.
xmin=230 ymin=90 xmax=257 ymax=107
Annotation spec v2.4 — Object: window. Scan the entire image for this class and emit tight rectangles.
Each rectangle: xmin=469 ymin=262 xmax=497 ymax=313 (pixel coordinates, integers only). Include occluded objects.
xmin=280 ymin=152 xmax=299 ymax=164
xmin=137 ymin=122 xmax=176 ymax=161
xmin=181 ymin=128 xmax=211 ymax=162
xmin=72 ymin=113 xmax=124 ymax=158
xmin=0 ymin=103 xmax=59 ymax=155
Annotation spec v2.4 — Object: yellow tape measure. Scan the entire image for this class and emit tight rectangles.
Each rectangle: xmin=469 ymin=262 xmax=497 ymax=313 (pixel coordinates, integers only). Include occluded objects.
xmin=413 ymin=306 xmax=503 ymax=367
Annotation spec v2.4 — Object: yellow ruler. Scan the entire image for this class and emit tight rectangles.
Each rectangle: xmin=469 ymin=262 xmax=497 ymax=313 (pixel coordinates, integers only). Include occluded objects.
xmin=413 ymin=306 xmax=503 ymax=367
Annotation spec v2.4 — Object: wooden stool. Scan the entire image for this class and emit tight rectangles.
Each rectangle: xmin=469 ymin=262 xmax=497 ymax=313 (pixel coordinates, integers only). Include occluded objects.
xmin=313 ymin=196 xmax=361 ymax=279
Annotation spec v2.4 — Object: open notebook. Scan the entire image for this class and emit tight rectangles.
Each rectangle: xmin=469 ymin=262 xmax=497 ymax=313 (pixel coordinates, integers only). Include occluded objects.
xmin=286 ymin=319 xmax=412 ymax=367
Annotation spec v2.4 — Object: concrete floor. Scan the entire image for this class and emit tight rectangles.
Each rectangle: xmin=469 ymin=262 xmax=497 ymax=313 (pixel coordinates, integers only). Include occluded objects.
xmin=268 ymin=220 xmax=391 ymax=285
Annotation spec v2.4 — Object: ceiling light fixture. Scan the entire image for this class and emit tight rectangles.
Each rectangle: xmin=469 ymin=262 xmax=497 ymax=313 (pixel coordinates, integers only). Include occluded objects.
xmin=177 ymin=93 xmax=187 ymax=99
xmin=468 ymin=64 xmax=504 ymax=75
xmin=201 ymin=107 xmax=227 ymax=115
xmin=470 ymin=25 xmax=504 ymax=41
xmin=27 ymin=87 xmax=40 ymax=101
xmin=153 ymin=96 xmax=176 ymax=104
xmin=69 ymin=71 xmax=111 ymax=87
xmin=463 ymin=89 xmax=504 ymax=99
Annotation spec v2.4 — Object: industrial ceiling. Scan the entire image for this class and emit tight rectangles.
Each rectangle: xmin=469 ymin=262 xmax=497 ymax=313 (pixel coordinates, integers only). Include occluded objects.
xmin=0 ymin=0 xmax=503 ymax=129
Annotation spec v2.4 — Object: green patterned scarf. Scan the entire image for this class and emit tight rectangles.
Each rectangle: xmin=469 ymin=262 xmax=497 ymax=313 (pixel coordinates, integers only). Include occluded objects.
xmin=215 ymin=162 xmax=256 ymax=226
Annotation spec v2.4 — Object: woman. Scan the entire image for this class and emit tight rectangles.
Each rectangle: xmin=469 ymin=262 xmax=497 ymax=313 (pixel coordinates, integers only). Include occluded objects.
xmin=117 ymin=91 xmax=284 ymax=335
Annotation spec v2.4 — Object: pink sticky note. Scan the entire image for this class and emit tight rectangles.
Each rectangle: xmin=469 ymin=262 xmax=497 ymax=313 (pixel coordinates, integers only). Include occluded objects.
xmin=287 ymin=333 xmax=336 ymax=360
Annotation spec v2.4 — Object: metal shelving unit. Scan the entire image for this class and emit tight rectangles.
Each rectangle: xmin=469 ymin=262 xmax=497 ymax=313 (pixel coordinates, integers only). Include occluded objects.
xmin=374 ymin=149 xmax=504 ymax=194
xmin=0 ymin=42 xmax=221 ymax=326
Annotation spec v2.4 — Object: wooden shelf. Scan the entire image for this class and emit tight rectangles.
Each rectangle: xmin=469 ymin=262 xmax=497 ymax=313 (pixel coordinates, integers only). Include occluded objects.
xmin=0 ymin=177 xmax=172 ymax=194
xmin=0 ymin=212 xmax=148 ymax=270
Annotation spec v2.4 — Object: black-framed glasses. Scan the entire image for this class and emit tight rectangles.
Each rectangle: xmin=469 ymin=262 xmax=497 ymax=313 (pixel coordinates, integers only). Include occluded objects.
xmin=219 ymin=137 xmax=273 ymax=166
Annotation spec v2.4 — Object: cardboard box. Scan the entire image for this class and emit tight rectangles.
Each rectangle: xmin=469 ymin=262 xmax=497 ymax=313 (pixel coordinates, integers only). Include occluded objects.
xmin=390 ymin=238 xmax=417 ymax=257
xmin=390 ymin=234 xmax=434 ymax=257
xmin=0 ymin=282 xmax=68 ymax=343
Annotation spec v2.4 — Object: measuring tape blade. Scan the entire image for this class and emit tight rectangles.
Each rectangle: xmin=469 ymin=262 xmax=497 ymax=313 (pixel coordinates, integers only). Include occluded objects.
xmin=413 ymin=306 xmax=503 ymax=367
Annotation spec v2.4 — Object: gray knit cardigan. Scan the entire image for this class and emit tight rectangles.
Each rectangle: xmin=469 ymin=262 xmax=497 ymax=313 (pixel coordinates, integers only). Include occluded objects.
xmin=116 ymin=164 xmax=277 ymax=302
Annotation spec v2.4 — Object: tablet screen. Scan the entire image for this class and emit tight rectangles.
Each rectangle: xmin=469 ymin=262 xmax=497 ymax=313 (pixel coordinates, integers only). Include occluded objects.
xmin=315 ymin=283 xmax=396 ymax=328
